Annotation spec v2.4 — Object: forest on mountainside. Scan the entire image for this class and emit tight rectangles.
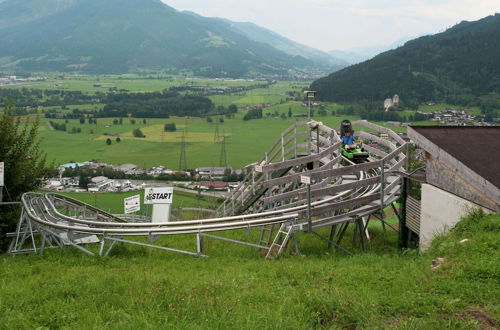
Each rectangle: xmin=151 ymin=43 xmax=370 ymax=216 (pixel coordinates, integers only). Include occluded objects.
xmin=311 ymin=14 xmax=500 ymax=117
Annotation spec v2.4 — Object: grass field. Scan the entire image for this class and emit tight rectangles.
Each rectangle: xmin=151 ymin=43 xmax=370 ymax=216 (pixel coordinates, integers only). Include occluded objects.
xmin=54 ymin=190 xmax=219 ymax=216
xmin=0 ymin=210 xmax=498 ymax=328
xmin=10 ymin=75 xmax=269 ymax=93
xmin=35 ymin=109 xmax=435 ymax=169
xmin=4 ymin=74 xmax=443 ymax=169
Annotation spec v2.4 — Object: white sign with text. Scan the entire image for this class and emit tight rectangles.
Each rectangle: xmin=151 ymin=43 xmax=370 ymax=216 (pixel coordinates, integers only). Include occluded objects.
xmin=144 ymin=187 xmax=174 ymax=205
xmin=124 ymin=194 xmax=140 ymax=214
xmin=300 ymin=175 xmax=311 ymax=185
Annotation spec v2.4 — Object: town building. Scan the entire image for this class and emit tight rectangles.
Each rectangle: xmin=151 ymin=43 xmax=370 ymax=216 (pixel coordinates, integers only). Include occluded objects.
xmin=195 ymin=167 xmax=230 ymax=180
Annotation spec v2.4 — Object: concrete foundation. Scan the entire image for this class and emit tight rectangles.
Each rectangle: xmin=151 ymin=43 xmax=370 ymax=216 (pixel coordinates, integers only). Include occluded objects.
xmin=419 ymin=184 xmax=490 ymax=251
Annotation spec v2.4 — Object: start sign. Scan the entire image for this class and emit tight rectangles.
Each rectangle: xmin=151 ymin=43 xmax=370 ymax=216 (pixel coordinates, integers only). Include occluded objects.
xmin=144 ymin=187 xmax=174 ymax=205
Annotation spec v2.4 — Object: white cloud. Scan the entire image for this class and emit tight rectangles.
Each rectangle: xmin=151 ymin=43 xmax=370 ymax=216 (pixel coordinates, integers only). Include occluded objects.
xmin=162 ymin=0 xmax=500 ymax=50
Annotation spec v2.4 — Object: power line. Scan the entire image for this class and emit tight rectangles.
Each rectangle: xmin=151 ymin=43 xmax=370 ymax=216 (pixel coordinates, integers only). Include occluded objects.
xmin=219 ymin=130 xmax=227 ymax=167
xmin=178 ymin=128 xmax=187 ymax=171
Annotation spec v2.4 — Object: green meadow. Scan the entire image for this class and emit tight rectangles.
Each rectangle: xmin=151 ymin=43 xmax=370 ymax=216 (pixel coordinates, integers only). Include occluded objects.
xmin=35 ymin=109 xmax=425 ymax=168
xmin=0 ymin=210 xmax=498 ymax=328
xmin=3 ymin=74 xmax=444 ymax=169
xmin=54 ymin=190 xmax=219 ymax=216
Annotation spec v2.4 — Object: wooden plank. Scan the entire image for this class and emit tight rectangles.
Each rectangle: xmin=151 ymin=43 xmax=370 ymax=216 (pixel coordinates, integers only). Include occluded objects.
xmin=363 ymin=144 xmax=387 ymax=158
xmin=261 ymin=142 xmax=341 ymax=173
xmin=353 ymin=120 xmax=406 ymax=144
xmin=300 ymin=176 xmax=381 ymax=200
xmin=358 ymin=131 xmax=396 ymax=150
xmin=387 ymin=156 xmax=406 ymax=173
xmin=283 ymin=132 xmax=309 ymax=149
xmin=262 ymin=187 xmax=305 ymax=205
xmin=309 ymin=205 xmax=380 ymax=228
xmin=384 ymin=143 xmax=407 ymax=162
xmin=302 ymin=194 xmax=380 ymax=217
xmin=263 ymin=154 xmax=342 ymax=188
xmin=307 ymin=160 xmax=381 ymax=181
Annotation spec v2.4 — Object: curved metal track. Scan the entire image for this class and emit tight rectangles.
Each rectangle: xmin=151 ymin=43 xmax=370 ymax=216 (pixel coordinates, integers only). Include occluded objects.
xmin=10 ymin=120 xmax=407 ymax=258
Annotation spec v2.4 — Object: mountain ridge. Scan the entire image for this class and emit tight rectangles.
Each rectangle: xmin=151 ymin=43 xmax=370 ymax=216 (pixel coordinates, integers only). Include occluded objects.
xmin=0 ymin=0 xmax=342 ymax=76
xmin=311 ymin=14 xmax=500 ymax=108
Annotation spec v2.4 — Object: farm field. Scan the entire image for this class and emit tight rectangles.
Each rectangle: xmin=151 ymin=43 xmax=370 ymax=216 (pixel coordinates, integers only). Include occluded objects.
xmin=0 ymin=211 xmax=498 ymax=328
xmin=8 ymin=74 xmax=267 ymax=93
xmin=33 ymin=111 xmax=431 ymax=168
xmin=3 ymin=74 xmax=441 ymax=169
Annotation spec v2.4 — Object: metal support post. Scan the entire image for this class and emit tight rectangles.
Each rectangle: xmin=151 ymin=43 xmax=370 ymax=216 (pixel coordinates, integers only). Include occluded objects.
xmin=308 ymin=98 xmax=311 ymax=120
xmin=197 ymin=233 xmax=203 ymax=255
xmin=380 ymin=159 xmax=385 ymax=215
xmin=398 ymin=177 xmax=409 ymax=250
xmin=316 ymin=126 xmax=320 ymax=154
xmin=328 ymin=224 xmax=338 ymax=249
xmin=310 ymin=230 xmax=353 ymax=256
xmin=307 ymin=183 xmax=312 ymax=233
xmin=357 ymin=218 xmax=365 ymax=252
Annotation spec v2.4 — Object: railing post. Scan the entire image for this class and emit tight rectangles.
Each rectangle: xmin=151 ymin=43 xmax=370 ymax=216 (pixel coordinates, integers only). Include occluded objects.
xmin=307 ymin=183 xmax=312 ymax=233
xmin=316 ymin=126 xmax=320 ymax=154
xmin=252 ymin=169 xmax=255 ymax=195
xmin=281 ymin=133 xmax=285 ymax=161
xmin=398 ymin=177 xmax=409 ymax=250
xmin=197 ymin=233 xmax=203 ymax=256
xmin=399 ymin=142 xmax=411 ymax=250
xmin=380 ymin=158 xmax=385 ymax=215
xmin=294 ymin=125 xmax=297 ymax=158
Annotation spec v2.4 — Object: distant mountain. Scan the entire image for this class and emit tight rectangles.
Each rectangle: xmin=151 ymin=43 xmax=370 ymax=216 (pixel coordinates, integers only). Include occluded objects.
xmin=328 ymin=37 xmax=414 ymax=65
xmin=218 ymin=19 xmax=348 ymax=69
xmin=0 ymin=0 xmax=340 ymax=76
xmin=311 ymin=14 xmax=500 ymax=105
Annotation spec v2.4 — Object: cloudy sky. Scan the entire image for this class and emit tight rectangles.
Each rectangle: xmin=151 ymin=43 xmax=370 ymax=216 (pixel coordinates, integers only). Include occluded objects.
xmin=162 ymin=0 xmax=499 ymax=51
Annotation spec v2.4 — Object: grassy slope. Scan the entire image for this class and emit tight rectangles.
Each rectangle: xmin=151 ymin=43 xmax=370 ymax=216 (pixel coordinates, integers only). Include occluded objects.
xmin=0 ymin=212 xmax=498 ymax=328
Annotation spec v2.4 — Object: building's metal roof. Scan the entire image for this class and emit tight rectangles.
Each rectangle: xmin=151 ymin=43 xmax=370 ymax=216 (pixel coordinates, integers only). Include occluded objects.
xmin=411 ymin=126 xmax=500 ymax=189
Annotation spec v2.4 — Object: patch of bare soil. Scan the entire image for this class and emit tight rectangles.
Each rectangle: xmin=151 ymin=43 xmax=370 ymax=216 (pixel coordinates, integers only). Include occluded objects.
xmin=458 ymin=308 xmax=498 ymax=329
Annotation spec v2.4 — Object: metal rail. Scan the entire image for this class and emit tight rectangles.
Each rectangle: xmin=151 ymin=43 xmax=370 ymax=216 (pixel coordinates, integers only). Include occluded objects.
xmin=10 ymin=120 xmax=407 ymax=258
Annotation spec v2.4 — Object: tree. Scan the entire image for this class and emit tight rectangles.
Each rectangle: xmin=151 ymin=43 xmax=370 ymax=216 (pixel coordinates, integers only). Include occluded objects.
xmin=228 ymin=104 xmax=237 ymax=113
xmin=288 ymin=107 xmax=292 ymax=117
xmin=106 ymin=138 xmax=112 ymax=145
xmin=133 ymin=128 xmax=145 ymax=138
xmin=164 ymin=123 xmax=176 ymax=132
xmin=0 ymin=102 xmax=53 ymax=251
xmin=206 ymin=116 xmax=213 ymax=123
xmin=116 ymin=137 xmax=121 ymax=142
xmin=280 ymin=112 xmax=287 ymax=120
xmin=79 ymin=175 xmax=91 ymax=190
xmin=79 ymin=118 xmax=85 ymax=124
